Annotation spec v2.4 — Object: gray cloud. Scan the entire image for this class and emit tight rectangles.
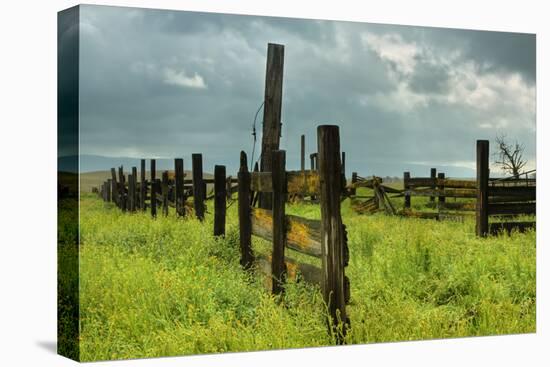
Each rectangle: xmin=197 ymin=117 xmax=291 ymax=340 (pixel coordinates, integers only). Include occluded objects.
xmin=77 ymin=5 xmax=536 ymax=177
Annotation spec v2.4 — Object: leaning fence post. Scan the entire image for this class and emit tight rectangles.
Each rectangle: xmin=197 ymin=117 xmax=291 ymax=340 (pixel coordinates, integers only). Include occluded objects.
xmin=150 ymin=159 xmax=157 ymax=218
xmin=318 ymin=125 xmax=348 ymax=340
xmin=404 ymin=171 xmax=411 ymax=209
xmin=271 ymin=150 xmax=286 ymax=295
xmin=214 ymin=165 xmax=227 ymax=237
xmin=476 ymin=140 xmax=489 ymax=237
xmin=238 ymin=151 xmax=253 ymax=269
xmin=438 ymin=172 xmax=445 ymax=206
xmin=192 ymin=153 xmax=205 ymax=221
xmin=175 ymin=158 xmax=185 ymax=217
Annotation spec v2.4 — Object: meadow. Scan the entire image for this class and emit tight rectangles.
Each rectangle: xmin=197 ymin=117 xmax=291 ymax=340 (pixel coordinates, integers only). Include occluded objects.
xmin=66 ymin=189 xmax=536 ymax=361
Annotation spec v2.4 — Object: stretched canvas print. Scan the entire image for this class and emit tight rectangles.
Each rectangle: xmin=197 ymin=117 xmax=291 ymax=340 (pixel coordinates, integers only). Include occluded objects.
xmin=58 ymin=4 xmax=536 ymax=362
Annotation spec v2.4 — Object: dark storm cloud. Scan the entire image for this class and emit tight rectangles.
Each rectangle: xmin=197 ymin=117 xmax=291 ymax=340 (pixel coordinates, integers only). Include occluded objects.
xmin=77 ymin=5 xmax=536 ymax=176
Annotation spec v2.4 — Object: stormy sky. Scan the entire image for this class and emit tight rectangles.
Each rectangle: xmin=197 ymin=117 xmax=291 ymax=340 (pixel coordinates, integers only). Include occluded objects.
xmin=77 ymin=4 xmax=536 ymax=177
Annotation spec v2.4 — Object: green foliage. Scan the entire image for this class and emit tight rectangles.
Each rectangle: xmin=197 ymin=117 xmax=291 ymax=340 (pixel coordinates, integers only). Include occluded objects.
xmin=75 ymin=193 xmax=535 ymax=361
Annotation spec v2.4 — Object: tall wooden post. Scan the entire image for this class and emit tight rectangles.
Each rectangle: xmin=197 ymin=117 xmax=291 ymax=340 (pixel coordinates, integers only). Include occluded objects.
xmin=318 ymin=125 xmax=347 ymax=340
xmin=430 ymin=168 xmax=437 ymax=203
xmin=259 ymin=43 xmax=285 ymax=210
xmin=162 ymin=171 xmax=169 ymax=217
xmin=404 ymin=172 xmax=411 ymax=209
xmin=118 ymin=166 xmax=126 ymax=211
xmin=310 ymin=153 xmax=315 ymax=171
xmin=238 ymin=151 xmax=253 ymax=269
xmin=300 ymin=134 xmax=305 ymax=172
xmin=476 ymin=140 xmax=489 ymax=237
xmin=192 ymin=154 xmax=205 ymax=221
xmin=252 ymin=162 xmax=260 ymax=207
xmin=437 ymin=172 xmax=445 ymax=206
xmin=214 ymin=165 xmax=227 ymax=237
xmin=150 ymin=159 xmax=157 ymax=218
xmin=175 ymin=158 xmax=185 ymax=217
xmin=271 ymin=150 xmax=287 ymax=295
xmin=140 ymin=159 xmax=146 ymax=210
xmin=128 ymin=173 xmax=135 ymax=212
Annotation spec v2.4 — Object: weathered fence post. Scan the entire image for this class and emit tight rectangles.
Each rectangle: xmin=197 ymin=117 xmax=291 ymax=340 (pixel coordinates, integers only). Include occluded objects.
xmin=175 ymin=158 xmax=185 ymax=217
xmin=106 ymin=179 xmax=112 ymax=202
xmin=404 ymin=171 xmax=411 ymax=209
xmin=350 ymin=172 xmax=357 ymax=196
xmin=150 ymin=159 xmax=157 ymax=218
xmin=131 ymin=166 xmax=137 ymax=211
xmin=192 ymin=153 xmax=205 ymax=221
xmin=310 ymin=153 xmax=315 ymax=171
xmin=160 ymin=171 xmax=168 ymax=216
xmin=214 ymin=165 xmax=227 ymax=237
xmin=238 ymin=151 xmax=253 ymax=269
xmin=252 ymin=162 xmax=260 ymax=207
xmin=118 ymin=166 xmax=126 ymax=211
xmin=271 ymin=150 xmax=287 ymax=295
xmin=110 ymin=169 xmax=118 ymax=205
xmin=259 ymin=43 xmax=285 ymax=210
xmin=438 ymin=172 xmax=445 ymax=206
xmin=430 ymin=168 xmax=437 ymax=203
xmin=140 ymin=159 xmax=146 ymax=210
xmin=300 ymin=134 xmax=305 ymax=172
xmin=476 ymin=140 xmax=489 ymax=237
xmin=318 ymin=125 xmax=348 ymax=340
xmin=128 ymin=173 xmax=135 ymax=212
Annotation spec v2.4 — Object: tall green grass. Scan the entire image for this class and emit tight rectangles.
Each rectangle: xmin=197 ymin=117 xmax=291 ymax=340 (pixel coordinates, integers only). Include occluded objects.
xmin=74 ymin=193 xmax=535 ymax=361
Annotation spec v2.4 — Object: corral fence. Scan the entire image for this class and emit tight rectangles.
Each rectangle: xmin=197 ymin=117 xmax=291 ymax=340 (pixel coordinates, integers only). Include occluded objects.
xmin=238 ymin=125 xmax=350 ymax=340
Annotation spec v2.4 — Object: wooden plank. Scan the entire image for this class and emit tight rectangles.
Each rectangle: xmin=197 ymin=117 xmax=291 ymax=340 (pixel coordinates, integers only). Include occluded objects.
xmin=174 ymin=158 xmax=185 ymax=217
xmin=259 ymin=43 xmax=285 ymax=210
xmin=488 ymin=202 xmax=536 ymax=216
xmin=271 ymin=150 xmax=286 ymax=295
xmin=488 ymin=186 xmax=536 ymax=200
xmin=214 ymin=165 xmax=226 ymax=237
xmin=238 ymin=151 xmax=253 ymax=269
xmin=140 ymin=159 xmax=146 ymax=210
xmin=489 ymin=221 xmax=536 ymax=235
xmin=251 ymin=170 xmax=320 ymax=195
xmin=251 ymin=208 xmax=322 ymax=258
xmin=405 ymin=188 xmax=477 ymax=198
xmin=441 ymin=179 xmax=477 ymax=189
xmin=192 ymin=153 xmax=205 ymax=221
xmin=404 ymin=172 xmax=411 ymax=208
xmin=430 ymin=168 xmax=436 ymax=202
xmin=318 ymin=125 xmax=348 ymax=339
xmin=255 ymin=254 xmax=322 ymax=288
xmin=477 ymin=140 xmax=489 ymax=236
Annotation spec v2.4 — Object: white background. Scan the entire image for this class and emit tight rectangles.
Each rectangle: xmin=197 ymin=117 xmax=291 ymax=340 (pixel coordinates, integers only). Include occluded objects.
xmin=0 ymin=0 xmax=547 ymax=365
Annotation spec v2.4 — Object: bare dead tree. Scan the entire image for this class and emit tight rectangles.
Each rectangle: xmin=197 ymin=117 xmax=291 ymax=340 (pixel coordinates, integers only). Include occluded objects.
xmin=493 ymin=134 xmax=527 ymax=176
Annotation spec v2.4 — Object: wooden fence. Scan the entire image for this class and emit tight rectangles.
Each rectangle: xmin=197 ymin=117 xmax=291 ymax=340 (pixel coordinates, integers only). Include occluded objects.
xmin=238 ymin=125 xmax=350 ymax=340
xmin=346 ymin=174 xmax=401 ymax=214
xmin=96 ymin=155 xmax=239 ymax=236
xmin=476 ymin=140 xmax=536 ymax=236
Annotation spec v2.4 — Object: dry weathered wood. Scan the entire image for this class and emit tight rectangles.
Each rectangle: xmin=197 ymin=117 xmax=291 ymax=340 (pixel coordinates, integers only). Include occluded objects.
xmin=192 ymin=153 xmax=205 ymax=221
xmin=300 ymin=134 xmax=305 ymax=172
xmin=238 ymin=151 xmax=254 ymax=269
xmin=430 ymin=168 xmax=436 ymax=202
xmin=437 ymin=172 xmax=445 ymax=205
xmin=350 ymin=172 xmax=357 ymax=196
xmin=404 ymin=188 xmax=477 ymax=198
xmin=140 ymin=159 xmax=146 ymax=210
xmin=251 ymin=170 xmax=320 ymax=195
xmin=162 ymin=171 xmax=169 ymax=216
xmin=110 ymin=169 xmax=118 ymax=205
xmin=407 ymin=177 xmax=477 ymax=189
xmin=318 ymin=125 xmax=348 ymax=340
xmin=476 ymin=140 xmax=489 ymax=237
xmin=488 ymin=202 xmax=536 ymax=216
xmin=271 ymin=150 xmax=286 ymax=295
xmin=255 ymin=254 xmax=322 ymax=288
xmin=106 ymin=179 xmax=112 ymax=202
xmin=118 ymin=166 xmax=126 ymax=211
xmin=214 ymin=165 xmax=226 ymax=237
xmin=174 ymin=158 xmax=185 ymax=217
xmin=259 ymin=43 xmax=285 ymax=210
xmin=404 ymin=172 xmax=411 ymax=208
xmin=489 ymin=221 xmax=536 ymax=235
xmin=251 ymin=208 xmax=322 ymax=258
xmin=127 ymin=173 xmax=134 ymax=212
xmin=150 ymin=159 xmax=157 ymax=218
xmin=131 ymin=166 xmax=137 ymax=211
xmin=488 ymin=186 xmax=536 ymax=200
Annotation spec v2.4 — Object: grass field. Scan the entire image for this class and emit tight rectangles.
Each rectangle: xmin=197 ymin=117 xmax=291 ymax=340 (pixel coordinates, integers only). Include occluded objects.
xmin=60 ymin=190 xmax=536 ymax=361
